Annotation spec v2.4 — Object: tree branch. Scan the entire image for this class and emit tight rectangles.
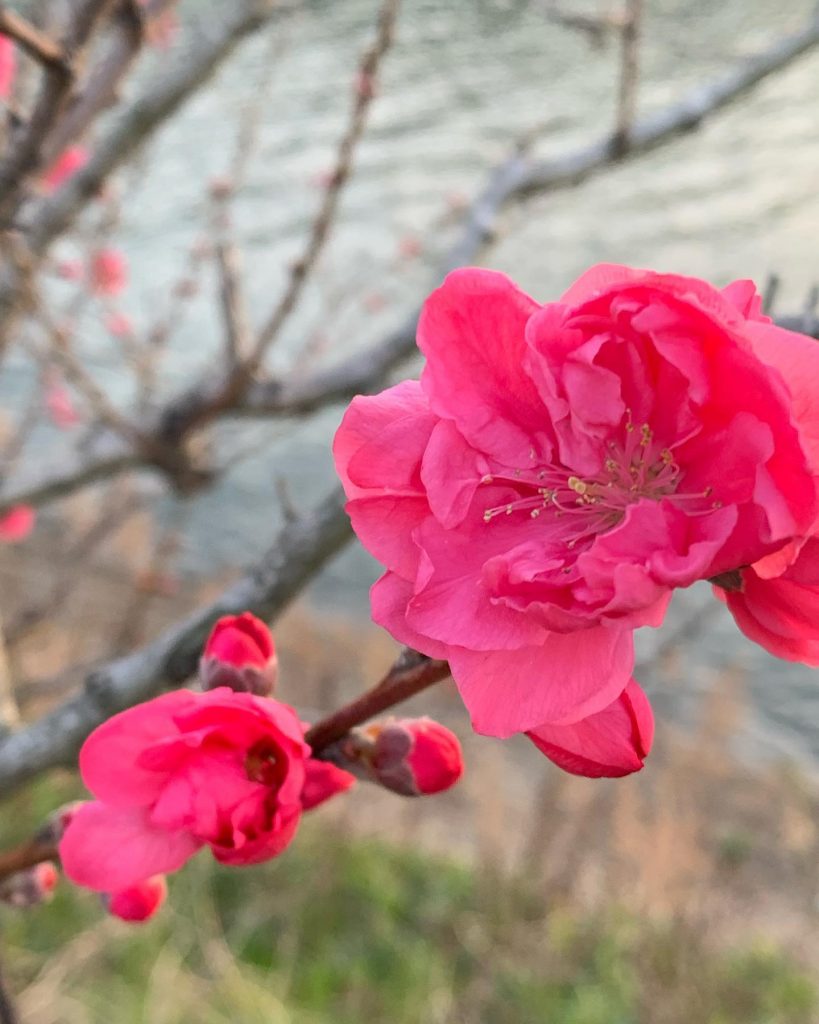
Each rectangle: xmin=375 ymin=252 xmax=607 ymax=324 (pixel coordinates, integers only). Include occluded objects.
xmin=0 ymin=7 xmax=71 ymax=75
xmin=306 ymin=650 xmax=451 ymax=754
xmin=0 ymin=485 xmax=352 ymax=797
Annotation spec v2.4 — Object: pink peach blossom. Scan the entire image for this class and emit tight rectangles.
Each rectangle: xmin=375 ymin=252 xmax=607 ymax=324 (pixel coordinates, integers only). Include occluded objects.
xmin=0 ymin=36 xmax=16 ymax=100
xmin=89 ymin=248 xmax=128 ymax=296
xmin=0 ymin=506 xmax=35 ymax=543
xmin=334 ymin=265 xmax=819 ymax=764
xmin=527 ymin=678 xmax=653 ymax=777
xmin=60 ymin=688 xmax=310 ymax=893
xmin=300 ymin=759 xmax=356 ymax=810
xmin=42 ymin=146 xmax=89 ymax=192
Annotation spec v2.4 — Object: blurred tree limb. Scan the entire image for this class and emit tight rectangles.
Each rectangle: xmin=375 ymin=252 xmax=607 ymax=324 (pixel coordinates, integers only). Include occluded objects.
xmin=2 ymin=9 xmax=819 ymax=514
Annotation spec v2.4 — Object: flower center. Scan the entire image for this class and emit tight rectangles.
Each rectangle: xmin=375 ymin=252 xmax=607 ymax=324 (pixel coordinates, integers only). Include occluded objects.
xmin=482 ymin=417 xmax=718 ymax=548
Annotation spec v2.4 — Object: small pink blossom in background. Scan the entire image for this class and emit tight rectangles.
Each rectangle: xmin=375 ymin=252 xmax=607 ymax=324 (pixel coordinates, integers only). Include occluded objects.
xmin=145 ymin=10 xmax=179 ymax=49
xmin=89 ymin=248 xmax=128 ymax=296
xmin=310 ymin=168 xmax=339 ymax=190
xmin=367 ymin=717 xmax=463 ymax=796
xmin=106 ymin=875 xmax=167 ymax=923
xmin=527 ymin=679 xmax=653 ymax=778
xmin=45 ymin=381 xmax=80 ymax=429
xmin=199 ymin=612 xmax=279 ymax=697
xmin=105 ymin=309 xmax=134 ymax=338
xmin=42 ymin=145 xmax=89 ymax=193
xmin=363 ymin=291 xmax=388 ymax=313
xmin=334 ymin=264 xmax=819 ymax=776
xmin=0 ymin=36 xmax=16 ymax=100
xmin=398 ymin=234 xmax=422 ymax=260
xmin=0 ymin=505 xmax=35 ymax=543
xmin=55 ymin=258 xmax=84 ymax=282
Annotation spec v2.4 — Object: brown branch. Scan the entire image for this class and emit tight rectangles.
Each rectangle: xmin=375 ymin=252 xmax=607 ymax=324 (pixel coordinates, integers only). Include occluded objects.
xmin=0 ymin=485 xmax=351 ymax=797
xmin=154 ymin=0 xmax=401 ymax=443
xmin=306 ymin=650 xmax=451 ymax=754
xmin=612 ymin=0 xmax=643 ymax=154
xmin=216 ymin=239 xmax=252 ymax=367
xmin=0 ymin=7 xmax=71 ymax=75
xmin=39 ymin=0 xmax=152 ymax=168
xmin=0 ymin=0 xmax=114 ymax=223
xmin=0 ymin=839 xmax=57 ymax=886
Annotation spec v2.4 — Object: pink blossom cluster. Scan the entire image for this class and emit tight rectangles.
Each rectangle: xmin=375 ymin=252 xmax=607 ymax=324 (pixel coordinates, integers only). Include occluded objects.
xmin=59 ymin=614 xmax=464 ymax=922
xmin=334 ymin=264 xmax=819 ymax=777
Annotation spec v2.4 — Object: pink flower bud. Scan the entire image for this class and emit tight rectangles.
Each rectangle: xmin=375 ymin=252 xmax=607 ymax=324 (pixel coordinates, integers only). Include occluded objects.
xmin=46 ymin=382 xmax=80 ymax=429
xmin=42 ymin=146 xmax=89 ymax=193
xmin=526 ymin=679 xmax=654 ymax=778
xmin=354 ymin=69 xmax=376 ymax=100
xmin=89 ymin=248 xmax=128 ymax=297
xmin=105 ymin=310 xmax=134 ymax=338
xmin=0 ymin=862 xmax=59 ymax=907
xmin=55 ymin=258 xmax=84 ymax=281
xmin=366 ymin=717 xmax=463 ymax=796
xmin=105 ymin=875 xmax=167 ymax=923
xmin=0 ymin=505 xmax=34 ymax=543
xmin=0 ymin=37 xmax=16 ymax=101
xmin=199 ymin=612 xmax=278 ymax=697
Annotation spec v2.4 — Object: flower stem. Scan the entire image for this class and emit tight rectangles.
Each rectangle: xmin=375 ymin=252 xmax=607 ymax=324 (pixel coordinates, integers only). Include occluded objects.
xmin=305 ymin=650 xmax=451 ymax=754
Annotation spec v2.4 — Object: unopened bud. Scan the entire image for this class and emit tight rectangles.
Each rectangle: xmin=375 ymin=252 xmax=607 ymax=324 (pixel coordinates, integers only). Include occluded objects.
xmin=353 ymin=717 xmax=463 ymax=797
xmin=0 ymin=862 xmax=59 ymax=907
xmin=199 ymin=612 xmax=278 ymax=697
xmin=104 ymin=875 xmax=167 ymax=923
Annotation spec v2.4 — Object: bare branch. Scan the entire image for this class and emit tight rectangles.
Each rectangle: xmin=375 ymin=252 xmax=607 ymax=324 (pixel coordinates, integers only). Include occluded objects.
xmin=216 ymin=239 xmax=252 ymax=367
xmin=612 ymin=0 xmax=643 ymax=153
xmin=306 ymin=650 xmax=451 ymax=754
xmin=0 ymin=485 xmax=351 ymax=797
xmin=0 ymin=0 xmax=114 ymax=222
xmin=0 ymin=6 xmax=72 ymax=75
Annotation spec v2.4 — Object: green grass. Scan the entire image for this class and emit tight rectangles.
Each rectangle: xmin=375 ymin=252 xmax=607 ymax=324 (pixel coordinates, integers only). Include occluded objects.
xmin=1 ymin=778 xmax=817 ymax=1024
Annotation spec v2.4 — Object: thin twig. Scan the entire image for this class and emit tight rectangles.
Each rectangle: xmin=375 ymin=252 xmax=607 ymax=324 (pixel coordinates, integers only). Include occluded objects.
xmin=306 ymin=650 xmax=451 ymax=754
xmin=612 ymin=0 xmax=643 ymax=154
xmin=0 ymin=6 xmax=71 ymax=75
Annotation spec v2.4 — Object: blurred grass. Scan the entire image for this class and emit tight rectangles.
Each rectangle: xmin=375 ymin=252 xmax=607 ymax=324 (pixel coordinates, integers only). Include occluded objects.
xmin=1 ymin=779 xmax=816 ymax=1024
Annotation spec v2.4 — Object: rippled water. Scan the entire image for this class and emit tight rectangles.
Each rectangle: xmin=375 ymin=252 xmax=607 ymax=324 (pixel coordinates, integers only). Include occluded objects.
xmin=19 ymin=0 xmax=819 ymax=766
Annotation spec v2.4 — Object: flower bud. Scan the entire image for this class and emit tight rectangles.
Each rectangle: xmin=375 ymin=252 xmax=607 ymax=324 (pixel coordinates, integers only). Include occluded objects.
xmin=104 ymin=875 xmax=167 ymax=923
xmin=358 ymin=717 xmax=463 ymax=796
xmin=0 ymin=862 xmax=59 ymax=907
xmin=89 ymin=248 xmax=128 ymax=297
xmin=199 ymin=613 xmax=278 ymax=696
xmin=0 ymin=505 xmax=34 ymax=543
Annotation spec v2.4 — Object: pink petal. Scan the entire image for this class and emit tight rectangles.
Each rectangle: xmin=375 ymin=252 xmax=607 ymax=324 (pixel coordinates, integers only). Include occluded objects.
xmin=300 ymin=759 xmax=356 ymax=811
xmin=448 ymin=626 xmax=635 ymax=737
xmin=346 ymin=495 xmax=429 ymax=579
xmin=417 ymin=268 xmax=545 ymax=463
xmin=370 ymin=571 xmax=450 ymax=660
xmin=60 ymin=802 xmax=201 ymax=892
xmin=333 ymin=380 xmax=434 ymax=500
xmin=79 ymin=690 xmax=197 ymax=807
xmin=0 ymin=505 xmax=34 ymax=542
xmin=527 ymin=678 xmax=653 ymax=778
xmin=745 ymin=320 xmax=819 ymax=478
